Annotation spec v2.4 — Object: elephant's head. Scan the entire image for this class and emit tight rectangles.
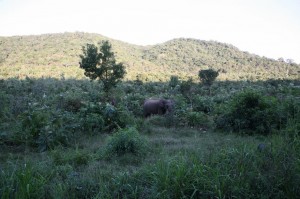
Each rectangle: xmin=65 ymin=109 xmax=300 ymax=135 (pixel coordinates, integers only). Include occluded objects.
xmin=160 ymin=99 xmax=174 ymax=114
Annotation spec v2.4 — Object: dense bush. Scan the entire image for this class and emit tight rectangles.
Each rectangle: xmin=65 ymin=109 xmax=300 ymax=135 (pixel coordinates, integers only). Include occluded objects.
xmin=216 ymin=90 xmax=278 ymax=135
xmin=81 ymin=112 xmax=105 ymax=133
xmin=199 ymin=69 xmax=219 ymax=86
xmin=169 ymin=75 xmax=180 ymax=88
xmin=185 ymin=111 xmax=212 ymax=128
xmin=192 ymin=95 xmax=215 ymax=113
xmin=123 ymin=93 xmax=144 ymax=117
xmin=180 ymin=77 xmax=193 ymax=96
xmin=18 ymin=108 xmax=77 ymax=151
xmin=0 ymin=92 xmax=11 ymax=122
xmin=103 ymin=127 xmax=148 ymax=158
xmin=80 ymin=102 xmax=135 ymax=133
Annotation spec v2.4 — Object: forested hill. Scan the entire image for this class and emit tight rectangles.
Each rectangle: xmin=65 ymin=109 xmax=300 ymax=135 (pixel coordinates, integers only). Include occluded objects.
xmin=0 ymin=32 xmax=299 ymax=81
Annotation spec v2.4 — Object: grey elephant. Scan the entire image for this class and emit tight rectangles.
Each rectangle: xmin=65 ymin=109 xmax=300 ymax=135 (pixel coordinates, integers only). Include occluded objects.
xmin=143 ymin=99 xmax=174 ymax=117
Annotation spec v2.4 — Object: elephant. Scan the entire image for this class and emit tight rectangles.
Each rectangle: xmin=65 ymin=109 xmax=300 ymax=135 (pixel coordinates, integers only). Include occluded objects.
xmin=143 ymin=99 xmax=174 ymax=117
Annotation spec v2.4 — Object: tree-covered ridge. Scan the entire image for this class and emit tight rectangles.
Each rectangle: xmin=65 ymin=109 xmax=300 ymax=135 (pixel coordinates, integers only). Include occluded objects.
xmin=141 ymin=38 xmax=299 ymax=80
xmin=0 ymin=32 xmax=142 ymax=67
xmin=0 ymin=32 xmax=299 ymax=81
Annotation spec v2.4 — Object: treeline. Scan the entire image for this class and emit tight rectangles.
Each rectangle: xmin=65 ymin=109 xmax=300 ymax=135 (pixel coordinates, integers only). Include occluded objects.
xmin=0 ymin=32 xmax=299 ymax=81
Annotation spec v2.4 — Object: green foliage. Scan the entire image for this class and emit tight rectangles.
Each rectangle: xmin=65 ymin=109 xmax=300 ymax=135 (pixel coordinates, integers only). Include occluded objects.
xmin=169 ymin=75 xmax=180 ymax=88
xmin=1 ymin=33 xmax=300 ymax=81
xmin=185 ymin=111 xmax=212 ymax=128
xmin=123 ymin=93 xmax=144 ymax=117
xmin=0 ymin=163 xmax=49 ymax=199
xmin=0 ymin=91 xmax=9 ymax=121
xmin=192 ymin=95 xmax=215 ymax=113
xmin=0 ymin=63 xmax=300 ymax=198
xmin=19 ymin=109 xmax=76 ymax=151
xmin=63 ymin=97 xmax=82 ymax=112
xmin=103 ymin=127 xmax=148 ymax=158
xmin=81 ymin=112 xmax=105 ymax=133
xmin=216 ymin=90 xmax=278 ymax=135
xmin=79 ymin=40 xmax=126 ymax=92
xmin=199 ymin=69 xmax=219 ymax=86
xmin=51 ymin=148 xmax=91 ymax=167
xmin=21 ymin=109 xmax=49 ymax=141
xmin=180 ymin=77 xmax=193 ymax=95
xmin=80 ymin=102 xmax=135 ymax=133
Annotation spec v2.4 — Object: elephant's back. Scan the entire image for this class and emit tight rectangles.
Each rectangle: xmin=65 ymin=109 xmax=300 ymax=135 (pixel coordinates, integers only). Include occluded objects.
xmin=143 ymin=99 xmax=159 ymax=105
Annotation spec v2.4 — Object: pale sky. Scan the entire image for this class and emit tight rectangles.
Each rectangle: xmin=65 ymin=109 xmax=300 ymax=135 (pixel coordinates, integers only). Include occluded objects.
xmin=0 ymin=0 xmax=300 ymax=63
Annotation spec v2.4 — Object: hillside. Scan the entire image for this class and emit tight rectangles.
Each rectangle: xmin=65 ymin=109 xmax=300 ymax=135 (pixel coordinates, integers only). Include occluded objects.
xmin=0 ymin=32 xmax=299 ymax=81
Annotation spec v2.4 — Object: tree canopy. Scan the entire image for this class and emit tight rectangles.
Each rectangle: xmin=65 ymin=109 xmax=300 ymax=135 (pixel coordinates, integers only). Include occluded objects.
xmin=79 ymin=40 xmax=126 ymax=92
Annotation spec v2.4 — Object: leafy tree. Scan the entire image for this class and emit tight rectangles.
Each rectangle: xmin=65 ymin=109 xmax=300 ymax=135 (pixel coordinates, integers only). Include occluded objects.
xmin=169 ymin=75 xmax=180 ymax=88
xmin=79 ymin=40 xmax=126 ymax=93
xmin=198 ymin=69 xmax=219 ymax=86
xmin=180 ymin=77 xmax=193 ymax=96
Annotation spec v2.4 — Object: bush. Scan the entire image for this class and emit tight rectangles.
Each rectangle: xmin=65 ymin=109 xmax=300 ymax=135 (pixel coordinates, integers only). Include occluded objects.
xmin=123 ymin=93 xmax=144 ymax=117
xmin=169 ymin=75 xmax=180 ymax=88
xmin=19 ymin=109 xmax=76 ymax=151
xmin=80 ymin=102 xmax=135 ymax=133
xmin=81 ymin=112 xmax=105 ymax=134
xmin=185 ymin=111 xmax=212 ymax=128
xmin=21 ymin=109 xmax=49 ymax=141
xmin=102 ymin=104 xmax=134 ymax=131
xmin=0 ymin=91 xmax=9 ymax=121
xmin=216 ymin=90 xmax=278 ymax=135
xmin=103 ymin=127 xmax=148 ymax=158
xmin=180 ymin=77 xmax=193 ymax=95
xmin=198 ymin=69 xmax=219 ymax=86
xmin=192 ymin=96 xmax=215 ymax=113
xmin=64 ymin=98 xmax=82 ymax=112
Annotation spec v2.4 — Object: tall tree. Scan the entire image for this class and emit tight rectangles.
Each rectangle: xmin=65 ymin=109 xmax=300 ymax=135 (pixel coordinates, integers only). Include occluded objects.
xmin=79 ymin=40 xmax=126 ymax=93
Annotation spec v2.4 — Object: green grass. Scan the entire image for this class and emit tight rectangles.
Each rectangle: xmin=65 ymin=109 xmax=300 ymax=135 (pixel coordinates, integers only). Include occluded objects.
xmin=2 ymin=127 xmax=299 ymax=198
xmin=0 ymin=75 xmax=299 ymax=198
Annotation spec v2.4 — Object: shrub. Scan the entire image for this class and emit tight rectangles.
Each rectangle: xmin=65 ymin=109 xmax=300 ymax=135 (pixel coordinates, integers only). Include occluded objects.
xmin=123 ymin=93 xmax=145 ymax=117
xmin=169 ymin=75 xmax=180 ymax=88
xmin=103 ymin=104 xmax=127 ymax=131
xmin=216 ymin=90 xmax=278 ymax=135
xmin=180 ymin=77 xmax=193 ymax=96
xmin=21 ymin=109 xmax=49 ymax=141
xmin=64 ymin=98 xmax=82 ymax=112
xmin=19 ymin=109 xmax=76 ymax=151
xmin=81 ymin=113 xmax=105 ymax=133
xmin=185 ymin=111 xmax=212 ymax=128
xmin=103 ymin=127 xmax=148 ymax=158
xmin=192 ymin=96 xmax=215 ymax=113
xmin=0 ymin=91 xmax=10 ymax=121
xmin=80 ymin=102 xmax=135 ymax=133
xmin=198 ymin=69 xmax=219 ymax=86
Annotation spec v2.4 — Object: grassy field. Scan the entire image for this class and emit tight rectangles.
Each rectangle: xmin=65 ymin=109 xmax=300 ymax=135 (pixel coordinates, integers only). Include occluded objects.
xmin=0 ymin=71 xmax=300 ymax=198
